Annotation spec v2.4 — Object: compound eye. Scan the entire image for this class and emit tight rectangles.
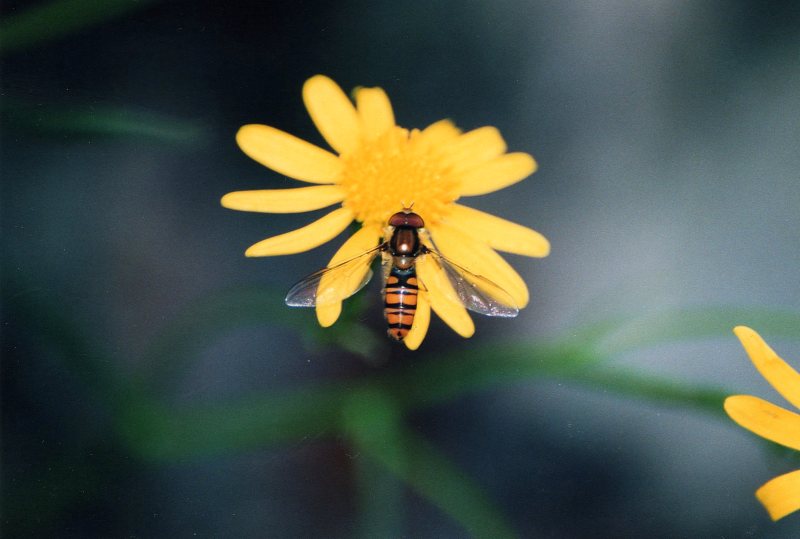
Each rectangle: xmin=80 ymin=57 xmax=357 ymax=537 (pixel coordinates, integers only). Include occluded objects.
xmin=388 ymin=211 xmax=425 ymax=228
xmin=388 ymin=212 xmax=407 ymax=227
xmin=404 ymin=212 xmax=424 ymax=228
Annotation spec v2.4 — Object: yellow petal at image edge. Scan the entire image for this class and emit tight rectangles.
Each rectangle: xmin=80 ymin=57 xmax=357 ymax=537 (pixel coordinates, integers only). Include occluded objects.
xmin=428 ymin=222 xmax=529 ymax=308
xmin=734 ymin=326 xmax=800 ymax=410
xmin=458 ymin=153 xmax=537 ymax=197
xmin=416 ymin=256 xmax=475 ymax=338
xmin=404 ymin=292 xmax=431 ymax=350
xmin=355 ymin=87 xmax=395 ymax=140
xmin=236 ymin=124 xmax=341 ymax=184
xmin=315 ymin=225 xmax=381 ymax=327
xmin=756 ymin=469 xmax=800 ymax=521
xmin=221 ymin=185 xmax=345 ymax=213
xmin=245 ymin=207 xmax=354 ymax=257
xmin=448 ymin=204 xmax=550 ymax=257
xmin=303 ymin=75 xmax=361 ymax=155
xmin=724 ymin=395 xmax=800 ymax=451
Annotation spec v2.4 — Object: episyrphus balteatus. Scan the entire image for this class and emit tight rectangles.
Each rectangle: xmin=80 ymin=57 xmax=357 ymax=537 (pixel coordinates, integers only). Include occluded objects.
xmin=285 ymin=209 xmax=519 ymax=341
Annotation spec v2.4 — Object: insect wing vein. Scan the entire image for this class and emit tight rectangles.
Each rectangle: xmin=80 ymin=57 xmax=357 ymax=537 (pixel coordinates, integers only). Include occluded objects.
xmin=427 ymin=250 xmax=519 ymax=318
xmin=285 ymin=245 xmax=382 ymax=307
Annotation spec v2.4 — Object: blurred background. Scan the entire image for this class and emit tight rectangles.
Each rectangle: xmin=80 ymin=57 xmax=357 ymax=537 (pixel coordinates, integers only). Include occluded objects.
xmin=2 ymin=0 xmax=800 ymax=537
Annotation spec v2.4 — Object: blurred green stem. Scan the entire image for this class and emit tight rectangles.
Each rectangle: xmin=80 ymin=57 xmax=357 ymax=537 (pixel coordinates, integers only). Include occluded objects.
xmin=353 ymin=453 xmax=405 ymax=539
xmin=343 ymin=389 xmax=519 ymax=539
xmin=343 ymin=390 xmax=406 ymax=539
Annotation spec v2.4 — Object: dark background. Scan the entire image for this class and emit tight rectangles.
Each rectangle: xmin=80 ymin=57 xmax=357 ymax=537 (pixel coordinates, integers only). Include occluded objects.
xmin=3 ymin=0 xmax=800 ymax=537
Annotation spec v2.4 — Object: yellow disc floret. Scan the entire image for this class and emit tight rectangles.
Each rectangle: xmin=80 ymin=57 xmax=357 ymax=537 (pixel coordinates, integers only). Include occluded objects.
xmin=338 ymin=126 xmax=462 ymax=228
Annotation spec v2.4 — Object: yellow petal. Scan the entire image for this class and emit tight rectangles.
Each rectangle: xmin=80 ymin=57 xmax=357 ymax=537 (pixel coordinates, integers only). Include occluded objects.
xmin=326 ymin=224 xmax=382 ymax=266
xmin=315 ymin=225 xmax=382 ymax=327
xmin=756 ymin=469 xmax=800 ymax=521
xmin=445 ymin=126 xmax=507 ymax=168
xmin=303 ymin=75 xmax=360 ymax=155
xmin=404 ymin=292 xmax=431 ymax=350
xmin=221 ymin=185 xmax=345 ymax=213
xmin=734 ymin=326 xmax=800 ymax=409
xmin=427 ymin=223 xmax=529 ymax=308
xmin=245 ymin=207 xmax=353 ymax=257
xmin=417 ymin=256 xmax=474 ymax=338
xmin=724 ymin=395 xmax=800 ymax=451
xmin=316 ymin=302 xmax=342 ymax=328
xmin=236 ymin=124 xmax=341 ymax=184
xmin=415 ymin=119 xmax=461 ymax=148
xmin=458 ymin=153 xmax=537 ymax=196
xmin=355 ymin=86 xmax=395 ymax=140
xmin=447 ymin=204 xmax=550 ymax=257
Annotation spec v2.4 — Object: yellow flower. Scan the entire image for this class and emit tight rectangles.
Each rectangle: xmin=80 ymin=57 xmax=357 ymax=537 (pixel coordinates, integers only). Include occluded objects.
xmin=222 ymin=75 xmax=549 ymax=349
xmin=724 ymin=326 xmax=800 ymax=521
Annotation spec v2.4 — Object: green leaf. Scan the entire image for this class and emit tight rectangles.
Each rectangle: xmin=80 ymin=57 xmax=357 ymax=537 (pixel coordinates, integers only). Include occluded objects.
xmin=594 ymin=307 xmax=800 ymax=357
xmin=117 ymin=388 xmax=349 ymax=460
xmin=0 ymin=0 xmax=162 ymax=55
xmin=136 ymin=285 xmax=379 ymax=392
xmin=2 ymin=100 xmax=207 ymax=145
xmin=559 ymin=367 xmax=730 ymax=417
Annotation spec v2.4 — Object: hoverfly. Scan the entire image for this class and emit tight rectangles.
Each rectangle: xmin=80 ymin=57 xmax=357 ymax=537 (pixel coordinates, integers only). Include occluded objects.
xmin=285 ymin=209 xmax=518 ymax=341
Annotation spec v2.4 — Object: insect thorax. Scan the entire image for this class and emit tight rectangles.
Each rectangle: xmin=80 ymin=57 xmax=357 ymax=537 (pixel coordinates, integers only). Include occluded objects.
xmin=389 ymin=227 xmax=421 ymax=256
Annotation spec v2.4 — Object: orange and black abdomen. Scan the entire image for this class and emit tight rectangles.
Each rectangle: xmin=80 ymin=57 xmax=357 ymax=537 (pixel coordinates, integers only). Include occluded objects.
xmin=384 ymin=267 xmax=419 ymax=340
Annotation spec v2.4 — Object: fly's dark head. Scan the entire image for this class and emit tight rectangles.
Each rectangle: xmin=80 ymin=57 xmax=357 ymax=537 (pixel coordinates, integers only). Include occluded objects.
xmin=388 ymin=210 xmax=424 ymax=229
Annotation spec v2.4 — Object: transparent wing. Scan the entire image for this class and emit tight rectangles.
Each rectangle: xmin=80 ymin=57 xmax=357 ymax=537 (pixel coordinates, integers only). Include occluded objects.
xmin=380 ymin=250 xmax=393 ymax=296
xmin=424 ymin=247 xmax=519 ymax=318
xmin=285 ymin=244 xmax=383 ymax=307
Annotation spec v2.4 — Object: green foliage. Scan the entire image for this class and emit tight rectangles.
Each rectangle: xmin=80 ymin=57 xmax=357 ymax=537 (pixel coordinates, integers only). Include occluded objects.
xmin=0 ymin=0 xmax=162 ymax=55
xmin=1 ymin=99 xmax=208 ymax=144
xmin=7 ymin=283 xmax=800 ymax=537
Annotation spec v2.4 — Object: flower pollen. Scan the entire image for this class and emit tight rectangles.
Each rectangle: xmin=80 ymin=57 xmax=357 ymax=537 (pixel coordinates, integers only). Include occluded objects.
xmin=338 ymin=126 xmax=461 ymax=227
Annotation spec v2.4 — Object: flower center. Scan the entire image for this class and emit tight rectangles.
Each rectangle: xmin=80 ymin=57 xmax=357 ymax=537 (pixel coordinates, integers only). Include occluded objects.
xmin=337 ymin=127 xmax=461 ymax=228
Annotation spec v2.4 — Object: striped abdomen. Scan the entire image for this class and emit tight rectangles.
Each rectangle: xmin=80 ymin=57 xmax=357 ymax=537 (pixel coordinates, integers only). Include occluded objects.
xmin=384 ymin=266 xmax=419 ymax=341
